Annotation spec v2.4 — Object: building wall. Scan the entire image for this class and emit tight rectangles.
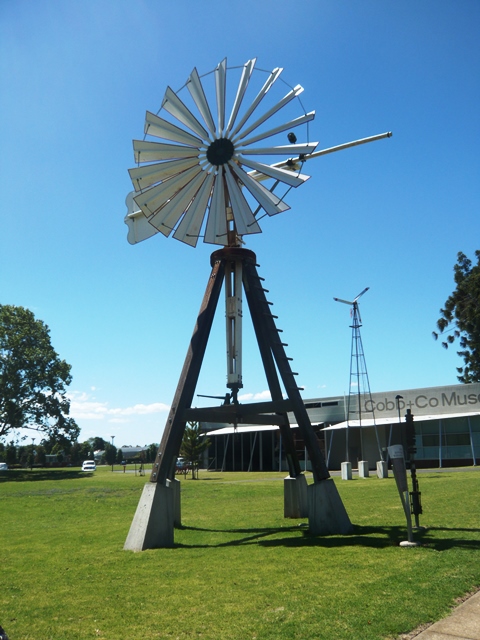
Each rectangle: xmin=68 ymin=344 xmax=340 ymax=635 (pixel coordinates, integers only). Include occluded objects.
xmin=203 ymin=383 xmax=480 ymax=471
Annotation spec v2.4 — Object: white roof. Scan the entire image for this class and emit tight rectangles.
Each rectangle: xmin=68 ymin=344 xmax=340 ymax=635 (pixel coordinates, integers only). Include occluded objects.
xmin=205 ymin=424 xmax=284 ymax=436
xmin=322 ymin=411 xmax=480 ymax=431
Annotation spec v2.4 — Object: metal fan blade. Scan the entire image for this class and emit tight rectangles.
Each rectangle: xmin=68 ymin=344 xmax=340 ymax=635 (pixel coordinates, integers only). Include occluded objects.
xmin=229 ymin=67 xmax=283 ymax=139
xmin=215 ymin=58 xmax=227 ymax=135
xmin=204 ymin=173 xmax=227 ymax=245
xmin=354 ymin=287 xmax=370 ymax=302
xmin=186 ymin=67 xmax=216 ymax=136
xmin=333 ymin=297 xmax=354 ymax=305
xmin=238 ymin=111 xmax=315 ymax=147
xmin=129 ymin=157 xmax=200 ymax=191
xmin=225 ymin=58 xmax=256 ymax=136
xmin=124 ymin=192 xmax=159 ymax=244
xmin=229 ymin=162 xmax=289 ymax=217
xmin=224 ymin=167 xmax=261 ymax=236
xmin=239 ymin=156 xmax=310 ymax=187
xmin=173 ymin=172 xmax=215 ymax=246
xmin=232 ymin=85 xmax=304 ymax=143
xmin=134 ymin=165 xmax=202 ymax=216
xmin=144 ymin=111 xmax=203 ymax=146
xmin=238 ymin=142 xmax=318 ymax=156
xmin=162 ymin=86 xmax=211 ymax=141
xmin=133 ymin=140 xmax=200 ymax=163
xmin=149 ymin=170 xmax=208 ymax=235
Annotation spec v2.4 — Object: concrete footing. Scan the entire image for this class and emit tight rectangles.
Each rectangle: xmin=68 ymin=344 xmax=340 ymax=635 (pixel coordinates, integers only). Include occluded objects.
xmin=376 ymin=460 xmax=388 ymax=478
xmin=358 ymin=460 xmax=369 ymax=478
xmin=341 ymin=461 xmax=352 ymax=480
xmin=308 ymin=479 xmax=354 ymax=535
xmin=284 ymin=475 xmax=308 ymax=518
xmin=124 ymin=481 xmax=177 ymax=551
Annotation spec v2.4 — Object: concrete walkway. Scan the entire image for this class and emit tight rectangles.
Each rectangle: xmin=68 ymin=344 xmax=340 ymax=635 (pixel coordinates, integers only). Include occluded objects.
xmin=411 ymin=589 xmax=480 ymax=639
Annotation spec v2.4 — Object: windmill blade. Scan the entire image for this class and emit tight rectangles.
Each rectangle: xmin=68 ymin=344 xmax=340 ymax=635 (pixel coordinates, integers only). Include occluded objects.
xmin=238 ymin=110 xmax=315 ymax=147
xmin=239 ymin=155 xmax=311 ymax=187
xmin=353 ymin=287 xmax=370 ymax=302
xmin=215 ymin=58 xmax=227 ymax=136
xmin=225 ymin=58 xmax=256 ymax=136
xmin=162 ymin=86 xmax=211 ymax=141
xmin=204 ymin=172 xmax=227 ymax=245
xmin=129 ymin=157 xmax=200 ymax=191
xmin=229 ymin=67 xmax=283 ymax=139
xmin=133 ymin=140 xmax=200 ymax=163
xmin=238 ymin=142 xmax=318 ymax=156
xmin=333 ymin=297 xmax=355 ymax=305
xmin=173 ymin=172 xmax=215 ymax=246
xmin=149 ymin=170 xmax=209 ymax=235
xmin=144 ymin=111 xmax=204 ymax=146
xmin=134 ymin=165 xmax=202 ymax=216
xmin=124 ymin=192 xmax=159 ymax=244
xmin=229 ymin=161 xmax=289 ymax=217
xmin=224 ymin=167 xmax=262 ymax=236
xmin=232 ymin=84 xmax=304 ymax=144
xmin=186 ymin=67 xmax=216 ymax=136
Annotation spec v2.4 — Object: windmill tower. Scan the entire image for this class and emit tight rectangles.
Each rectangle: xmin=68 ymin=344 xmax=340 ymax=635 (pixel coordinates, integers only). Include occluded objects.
xmin=123 ymin=59 xmax=391 ymax=549
xmin=334 ymin=288 xmax=382 ymax=466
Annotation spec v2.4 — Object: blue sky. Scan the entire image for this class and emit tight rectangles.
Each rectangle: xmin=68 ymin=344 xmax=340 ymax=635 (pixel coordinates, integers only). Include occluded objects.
xmin=1 ymin=0 xmax=479 ymax=447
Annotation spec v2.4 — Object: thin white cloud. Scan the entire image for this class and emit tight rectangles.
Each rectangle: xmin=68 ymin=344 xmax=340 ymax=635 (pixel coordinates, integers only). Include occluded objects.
xmin=238 ymin=390 xmax=272 ymax=402
xmin=68 ymin=391 xmax=169 ymax=422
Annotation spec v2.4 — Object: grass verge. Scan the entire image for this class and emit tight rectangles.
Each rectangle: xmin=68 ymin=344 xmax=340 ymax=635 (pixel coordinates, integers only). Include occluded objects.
xmin=1 ymin=467 xmax=479 ymax=639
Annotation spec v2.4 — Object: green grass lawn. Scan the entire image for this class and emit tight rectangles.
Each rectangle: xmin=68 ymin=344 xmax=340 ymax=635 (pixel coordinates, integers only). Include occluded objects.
xmin=1 ymin=466 xmax=479 ymax=639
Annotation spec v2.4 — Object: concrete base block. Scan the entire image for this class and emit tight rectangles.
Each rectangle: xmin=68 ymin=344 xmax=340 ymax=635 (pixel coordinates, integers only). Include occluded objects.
xmin=341 ymin=461 xmax=352 ymax=480
xmin=358 ymin=460 xmax=369 ymax=478
xmin=376 ymin=460 xmax=388 ymax=478
xmin=124 ymin=481 xmax=175 ymax=551
xmin=284 ymin=475 xmax=308 ymax=518
xmin=308 ymin=479 xmax=354 ymax=535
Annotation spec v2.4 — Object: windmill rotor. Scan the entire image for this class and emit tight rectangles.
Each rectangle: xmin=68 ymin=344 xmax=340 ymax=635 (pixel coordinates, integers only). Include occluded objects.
xmin=334 ymin=287 xmax=369 ymax=325
xmin=125 ymin=58 xmax=318 ymax=249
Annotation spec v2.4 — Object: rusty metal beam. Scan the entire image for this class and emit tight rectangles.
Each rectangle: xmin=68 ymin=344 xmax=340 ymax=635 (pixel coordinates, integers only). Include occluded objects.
xmin=184 ymin=407 xmax=288 ymax=425
xmin=150 ymin=257 xmax=225 ymax=483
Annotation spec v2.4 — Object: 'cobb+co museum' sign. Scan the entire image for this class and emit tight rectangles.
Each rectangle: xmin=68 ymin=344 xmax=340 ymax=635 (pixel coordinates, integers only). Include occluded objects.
xmin=361 ymin=383 xmax=480 ymax=419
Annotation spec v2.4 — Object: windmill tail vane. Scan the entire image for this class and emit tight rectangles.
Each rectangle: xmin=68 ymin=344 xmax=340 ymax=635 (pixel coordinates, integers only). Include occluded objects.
xmin=124 ymin=58 xmax=392 ymax=249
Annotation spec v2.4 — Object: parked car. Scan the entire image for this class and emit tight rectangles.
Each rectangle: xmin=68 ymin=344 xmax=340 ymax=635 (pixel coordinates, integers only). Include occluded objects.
xmin=0 ymin=463 xmax=8 ymax=471
xmin=81 ymin=460 xmax=96 ymax=472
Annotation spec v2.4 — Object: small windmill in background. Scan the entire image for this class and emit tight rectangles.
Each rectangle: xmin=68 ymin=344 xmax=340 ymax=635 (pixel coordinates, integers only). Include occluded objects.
xmin=334 ymin=288 xmax=382 ymax=465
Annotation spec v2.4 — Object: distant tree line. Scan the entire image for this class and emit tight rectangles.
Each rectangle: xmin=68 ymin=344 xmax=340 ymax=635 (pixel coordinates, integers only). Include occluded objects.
xmin=0 ymin=437 xmax=159 ymax=469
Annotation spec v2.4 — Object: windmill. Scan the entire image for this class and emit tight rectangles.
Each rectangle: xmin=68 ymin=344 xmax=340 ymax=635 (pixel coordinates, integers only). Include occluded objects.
xmin=123 ymin=59 xmax=391 ymax=550
xmin=334 ymin=288 xmax=382 ymax=466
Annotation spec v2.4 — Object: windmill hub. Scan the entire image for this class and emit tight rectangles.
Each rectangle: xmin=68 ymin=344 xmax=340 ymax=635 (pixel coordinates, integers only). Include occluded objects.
xmin=206 ymin=137 xmax=235 ymax=167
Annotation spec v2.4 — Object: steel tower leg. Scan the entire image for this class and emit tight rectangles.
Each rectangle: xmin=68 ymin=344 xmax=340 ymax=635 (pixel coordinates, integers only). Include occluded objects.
xmin=124 ymin=257 xmax=225 ymax=550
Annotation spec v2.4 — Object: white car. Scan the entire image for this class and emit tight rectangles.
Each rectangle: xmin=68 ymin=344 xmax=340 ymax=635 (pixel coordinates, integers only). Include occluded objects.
xmin=81 ymin=460 xmax=96 ymax=472
xmin=0 ymin=463 xmax=8 ymax=471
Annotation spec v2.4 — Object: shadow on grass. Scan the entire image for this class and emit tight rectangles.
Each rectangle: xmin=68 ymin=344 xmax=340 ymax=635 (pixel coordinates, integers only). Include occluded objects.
xmin=0 ymin=469 xmax=91 ymax=483
xmin=174 ymin=523 xmax=480 ymax=551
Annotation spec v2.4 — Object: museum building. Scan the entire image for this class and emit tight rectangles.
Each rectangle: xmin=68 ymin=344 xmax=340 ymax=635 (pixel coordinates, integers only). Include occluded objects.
xmin=202 ymin=382 xmax=480 ymax=472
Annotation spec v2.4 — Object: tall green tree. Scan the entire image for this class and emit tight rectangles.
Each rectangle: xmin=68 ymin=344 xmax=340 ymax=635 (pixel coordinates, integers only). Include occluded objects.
xmin=180 ymin=422 xmax=210 ymax=479
xmin=0 ymin=305 xmax=79 ymax=442
xmin=433 ymin=250 xmax=480 ymax=383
